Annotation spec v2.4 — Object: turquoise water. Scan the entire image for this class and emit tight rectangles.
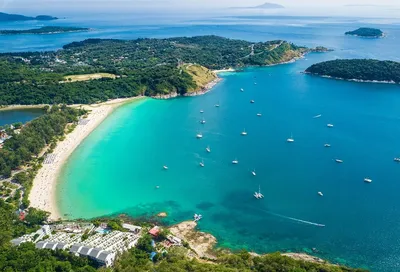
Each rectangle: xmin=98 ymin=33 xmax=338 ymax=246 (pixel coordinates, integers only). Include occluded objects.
xmin=3 ymin=14 xmax=400 ymax=271
xmin=0 ymin=109 xmax=44 ymax=126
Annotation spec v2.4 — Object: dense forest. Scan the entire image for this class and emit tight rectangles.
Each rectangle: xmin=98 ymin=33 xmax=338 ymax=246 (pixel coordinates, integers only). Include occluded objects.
xmin=305 ymin=59 xmax=400 ymax=83
xmin=345 ymin=28 xmax=384 ymax=37
xmin=0 ymin=26 xmax=90 ymax=35
xmin=0 ymin=36 xmax=309 ymax=105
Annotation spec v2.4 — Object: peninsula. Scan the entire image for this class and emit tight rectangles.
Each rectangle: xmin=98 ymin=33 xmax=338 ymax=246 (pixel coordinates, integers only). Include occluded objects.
xmin=0 ymin=12 xmax=57 ymax=22
xmin=0 ymin=26 xmax=90 ymax=35
xmin=0 ymin=35 xmax=316 ymax=105
xmin=305 ymin=59 xmax=400 ymax=83
xmin=345 ymin=27 xmax=384 ymax=38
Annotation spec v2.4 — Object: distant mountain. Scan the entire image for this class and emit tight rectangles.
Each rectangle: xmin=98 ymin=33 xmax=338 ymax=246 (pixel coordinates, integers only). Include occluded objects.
xmin=230 ymin=2 xmax=285 ymax=9
xmin=0 ymin=12 xmax=57 ymax=22
xmin=253 ymin=2 xmax=285 ymax=9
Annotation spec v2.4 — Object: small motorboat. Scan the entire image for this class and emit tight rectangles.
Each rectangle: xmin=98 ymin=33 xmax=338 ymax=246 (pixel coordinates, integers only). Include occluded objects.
xmin=196 ymin=133 xmax=203 ymax=139
xmin=200 ymin=119 xmax=206 ymax=124
xmin=287 ymin=133 xmax=294 ymax=143
xmin=251 ymin=170 xmax=256 ymax=176
xmin=327 ymin=124 xmax=334 ymax=128
xmin=200 ymin=110 xmax=204 ymax=113
xmin=324 ymin=144 xmax=331 ymax=147
xmin=200 ymin=160 xmax=205 ymax=167
xmin=250 ymin=100 xmax=255 ymax=103
xmin=240 ymin=88 xmax=244 ymax=92
xmin=206 ymin=146 xmax=211 ymax=153
xmin=364 ymin=178 xmax=372 ymax=183
xmin=257 ymin=113 xmax=262 ymax=117
xmin=335 ymin=159 xmax=343 ymax=163
xmin=163 ymin=165 xmax=168 ymax=170
xmin=318 ymin=192 xmax=323 ymax=196
xmin=232 ymin=159 xmax=239 ymax=164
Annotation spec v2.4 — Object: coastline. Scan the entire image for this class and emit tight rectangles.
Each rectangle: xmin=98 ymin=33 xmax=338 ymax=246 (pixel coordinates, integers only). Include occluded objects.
xmin=304 ymin=72 xmax=398 ymax=84
xmin=29 ymin=96 xmax=144 ymax=221
xmin=0 ymin=104 xmax=48 ymax=111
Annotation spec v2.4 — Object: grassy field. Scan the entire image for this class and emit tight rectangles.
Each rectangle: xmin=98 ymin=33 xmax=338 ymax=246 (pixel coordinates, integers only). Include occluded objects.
xmin=181 ymin=64 xmax=217 ymax=93
xmin=63 ymin=73 xmax=117 ymax=82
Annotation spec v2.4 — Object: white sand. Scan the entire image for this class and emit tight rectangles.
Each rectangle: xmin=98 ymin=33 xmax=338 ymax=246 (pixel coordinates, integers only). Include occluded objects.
xmin=29 ymin=97 xmax=142 ymax=220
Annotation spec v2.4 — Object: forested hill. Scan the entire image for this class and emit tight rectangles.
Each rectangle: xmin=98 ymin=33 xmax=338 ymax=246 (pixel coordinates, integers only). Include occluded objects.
xmin=305 ymin=59 xmax=400 ymax=83
xmin=0 ymin=36 xmax=309 ymax=105
xmin=345 ymin=28 xmax=384 ymax=37
xmin=0 ymin=12 xmax=57 ymax=22
xmin=0 ymin=26 xmax=89 ymax=35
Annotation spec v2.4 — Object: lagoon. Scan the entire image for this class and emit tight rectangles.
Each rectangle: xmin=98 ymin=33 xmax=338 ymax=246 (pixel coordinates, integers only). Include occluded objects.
xmin=0 ymin=108 xmax=44 ymax=126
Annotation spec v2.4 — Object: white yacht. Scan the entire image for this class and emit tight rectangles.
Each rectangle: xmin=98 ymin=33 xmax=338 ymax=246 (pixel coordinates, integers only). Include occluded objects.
xmin=196 ymin=133 xmax=203 ymax=139
xmin=254 ymin=185 xmax=264 ymax=199
xmin=327 ymin=124 xmax=334 ymax=128
xmin=318 ymin=191 xmax=323 ymax=196
xmin=163 ymin=165 xmax=168 ymax=170
xmin=364 ymin=178 xmax=372 ymax=183
xmin=324 ymin=144 xmax=331 ymax=147
xmin=335 ymin=159 xmax=343 ymax=163
xmin=287 ymin=133 xmax=294 ymax=143
xmin=232 ymin=159 xmax=239 ymax=164
xmin=241 ymin=129 xmax=248 ymax=136
xmin=206 ymin=146 xmax=211 ymax=153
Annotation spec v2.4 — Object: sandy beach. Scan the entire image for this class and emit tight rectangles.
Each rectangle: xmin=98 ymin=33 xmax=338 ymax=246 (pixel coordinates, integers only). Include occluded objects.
xmin=29 ymin=97 xmax=143 ymax=220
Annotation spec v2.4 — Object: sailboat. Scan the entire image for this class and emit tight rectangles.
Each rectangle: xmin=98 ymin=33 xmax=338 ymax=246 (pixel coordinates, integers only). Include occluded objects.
xmin=241 ymin=129 xmax=248 ymax=136
xmin=200 ymin=160 xmax=205 ymax=167
xmin=206 ymin=146 xmax=211 ymax=153
xmin=251 ymin=169 xmax=256 ymax=176
xmin=215 ymin=101 xmax=220 ymax=107
xmin=287 ymin=133 xmax=294 ymax=142
xmin=232 ymin=158 xmax=239 ymax=164
xmin=196 ymin=132 xmax=203 ymax=139
xmin=254 ymin=185 xmax=264 ymax=199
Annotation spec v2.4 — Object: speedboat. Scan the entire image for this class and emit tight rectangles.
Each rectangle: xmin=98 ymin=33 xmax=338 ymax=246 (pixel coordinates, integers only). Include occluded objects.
xmin=324 ymin=144 xmax=331 ymax=147
xmin=241 ymin=129 xmax=248 ymax=136
xmin=206 ymin=146 xmax=211 ymax=153
xmin=232 ymin=159 xmax=239 ymax=164
xmin=335 ymin=159 xmax=343 ymax=163
xmin=364 ymin=178 xmax=372 ymax=183
xmin=250 ymin=100 xmax=255 ymax=103
xmin=287 ymin=133 xmax=294 ymax=143
xmin=196 ymin=133 xmax=203 ymax=139
xmin=163 ymin=165 xmax=168 ymax=170
xmin=327 ymin=124 xmax=334 ymax=128
xmin=318 ymin=192 xmax=323 ymax=196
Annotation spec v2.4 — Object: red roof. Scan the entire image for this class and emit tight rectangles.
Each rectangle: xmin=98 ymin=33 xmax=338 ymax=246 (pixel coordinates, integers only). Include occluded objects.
xmin=148 ymin=226 xmax=160 ymax=236
xmin=19 ymin=211 xmax=26 ymax=221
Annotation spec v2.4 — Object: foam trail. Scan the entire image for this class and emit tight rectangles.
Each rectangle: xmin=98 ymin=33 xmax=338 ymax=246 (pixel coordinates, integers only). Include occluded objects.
xmin=251 ymin=207 xmax=325 ymax=227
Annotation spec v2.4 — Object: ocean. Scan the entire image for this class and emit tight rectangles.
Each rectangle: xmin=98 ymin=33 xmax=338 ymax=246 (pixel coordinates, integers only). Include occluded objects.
xmin=2 ymin=14 xmax=400 ymax=271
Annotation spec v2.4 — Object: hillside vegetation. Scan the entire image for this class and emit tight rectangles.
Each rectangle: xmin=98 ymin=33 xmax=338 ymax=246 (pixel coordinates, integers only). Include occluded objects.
xmin=305 ymin=59 xmax=400 ymax=83
xmin=0 ymin=36 xmax=309 ymax=105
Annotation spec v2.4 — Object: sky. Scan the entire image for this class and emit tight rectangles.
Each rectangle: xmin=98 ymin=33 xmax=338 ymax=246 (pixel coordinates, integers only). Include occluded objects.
xmin=1 ymin=0 xmax=400 ymax=17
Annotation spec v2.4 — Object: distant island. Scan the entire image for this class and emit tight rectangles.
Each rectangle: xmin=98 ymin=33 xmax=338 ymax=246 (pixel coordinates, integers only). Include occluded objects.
xmin=305 ymin=59 xmax=400 ymax=84
xmin=231 ymin=2 xmax=284 ymax=9
xmin=345 ymin=28 xmax=384 ymax=38
xmin=0 ymin=12 xmax=57 ymax=22
xmin=0 ymin=26 xmax=90 ymax=35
